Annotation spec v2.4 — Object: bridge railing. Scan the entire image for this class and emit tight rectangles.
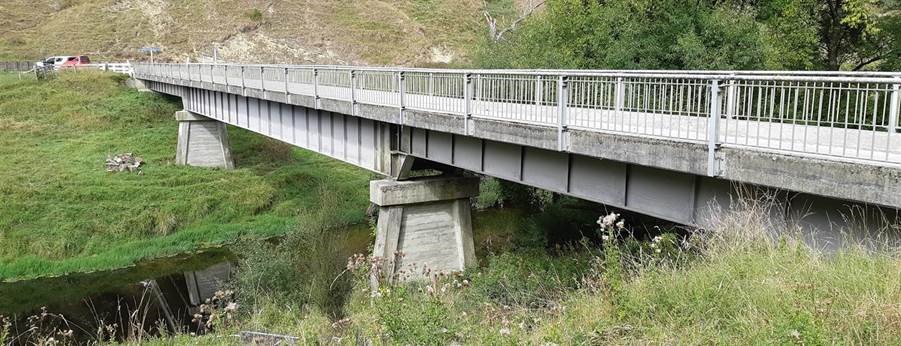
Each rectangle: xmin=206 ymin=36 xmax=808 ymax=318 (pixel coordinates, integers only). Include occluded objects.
xmin=134 ymin=63 xmax=901 ymax=170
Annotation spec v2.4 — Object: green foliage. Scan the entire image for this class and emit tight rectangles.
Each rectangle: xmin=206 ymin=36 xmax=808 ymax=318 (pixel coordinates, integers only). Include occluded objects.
xmin=246 ymin=8 xmax=263 ymax=22
xmin=474 ymin=0 xmax=901 ymax=71
xmin=469 ymin=250 xmax=587 ymax=308
xmin=476 ymin=0 xmax=767 ymax=70
xmin=373 ymin=286 xmax=458 ymax=345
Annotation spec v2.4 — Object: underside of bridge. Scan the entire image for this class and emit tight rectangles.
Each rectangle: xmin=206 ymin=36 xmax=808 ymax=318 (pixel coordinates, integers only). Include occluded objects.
xmin=151 ymin=76 xmax=899 ymax=275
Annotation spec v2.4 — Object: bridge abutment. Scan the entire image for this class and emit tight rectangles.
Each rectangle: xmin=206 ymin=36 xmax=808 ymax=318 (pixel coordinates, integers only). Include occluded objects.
xmin=175 ymin=110 xmax=234 ymax=169
xmin=370 ymin=176 xmax=479 ymax=281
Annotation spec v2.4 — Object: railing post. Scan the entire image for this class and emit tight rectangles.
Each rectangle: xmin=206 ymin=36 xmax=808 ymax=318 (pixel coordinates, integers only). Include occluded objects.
xmin=398 ymin=71 xmax=406 ymax=124
xmin=428 ymin=72 xmax=434 ymax=96
xmin=210 ymin=64 xmax=214 ymax=85
xmin=284 ymin=67 xmax=290 ymax=101
xmin=889 ymin=79 xmax=900 ymax=134
xmin=614 ymin=77 xmax=624 ymax=113
xmin=313 ymin=68 xmax=320 ymax=109
xmin=557 ymin=75 xmax=568 ymax=152
xmin=535 ymin=76 xmax=543 ymax=105
xmin=240 ymin=66 xmax=246 ymax=96
xmin=350 ymin=70 xmax=357 ymax=116
xmin=707 ymin=79 xmax=722 ymax=177
xmin=464 ymin=73 xmax=473 ymax=135
xmin=260 ymin=66 xmax=266 ymax=93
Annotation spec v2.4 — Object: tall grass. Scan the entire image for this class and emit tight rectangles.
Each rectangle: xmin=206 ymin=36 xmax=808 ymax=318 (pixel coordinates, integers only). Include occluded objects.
xmin=217 ymin=201 xmax=900 ymax=344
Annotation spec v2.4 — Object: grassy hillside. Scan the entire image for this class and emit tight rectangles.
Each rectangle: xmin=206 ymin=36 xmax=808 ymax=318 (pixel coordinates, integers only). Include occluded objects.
xmin=0 ymin=0 xmax=519 ymax=66
xmin=0 ymin=71 xmax=372 ymax=280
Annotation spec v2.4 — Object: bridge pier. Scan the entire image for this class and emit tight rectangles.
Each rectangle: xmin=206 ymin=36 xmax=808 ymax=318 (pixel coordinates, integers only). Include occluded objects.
xmin=175 ymin=110 xmax=234 ymax=169
xmin=370 ymin=176 xmax=479 ymax=281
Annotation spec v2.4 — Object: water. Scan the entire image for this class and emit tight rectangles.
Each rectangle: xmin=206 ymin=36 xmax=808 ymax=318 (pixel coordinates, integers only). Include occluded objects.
xmin=0 ymin=223 xmax=374 ymax=343
xmin=0 ymin=208 xmax=534 ymax=343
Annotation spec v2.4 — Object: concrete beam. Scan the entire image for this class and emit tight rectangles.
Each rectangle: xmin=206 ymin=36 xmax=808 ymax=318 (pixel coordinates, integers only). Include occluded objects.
xmin=370 ymin=176 xmax=479 ymax=207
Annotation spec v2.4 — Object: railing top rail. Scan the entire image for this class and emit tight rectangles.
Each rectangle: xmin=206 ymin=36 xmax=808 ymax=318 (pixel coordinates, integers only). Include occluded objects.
xmin=137 ymin=63 xmax=901 ymax=82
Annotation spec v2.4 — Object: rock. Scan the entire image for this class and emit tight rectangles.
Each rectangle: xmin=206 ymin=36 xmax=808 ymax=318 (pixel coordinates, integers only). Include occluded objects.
xmin=105 ymin=153 xmax=144 ymax=173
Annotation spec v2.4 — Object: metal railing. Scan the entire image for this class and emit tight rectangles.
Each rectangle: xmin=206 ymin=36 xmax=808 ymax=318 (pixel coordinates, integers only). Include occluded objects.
xmin=133 ymin=63 xmax=901 ymax=171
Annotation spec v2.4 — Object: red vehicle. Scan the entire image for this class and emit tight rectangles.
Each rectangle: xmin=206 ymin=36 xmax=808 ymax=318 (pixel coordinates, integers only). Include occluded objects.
xmin=59 ymin=55 xmax=91 ymax=69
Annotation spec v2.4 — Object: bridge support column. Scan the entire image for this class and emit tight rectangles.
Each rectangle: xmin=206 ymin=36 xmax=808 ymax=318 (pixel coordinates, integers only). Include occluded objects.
xmin=175 ymin=110 xmax=234 ymax=169
xmin=370 ymin=176 xmax=479 ymax=281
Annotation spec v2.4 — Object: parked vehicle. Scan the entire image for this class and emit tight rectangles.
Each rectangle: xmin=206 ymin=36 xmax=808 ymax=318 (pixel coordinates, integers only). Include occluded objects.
xmin=59 ymin=56 xmax=92 ymax=69
xmin=36 ymin=56 xmax=74 ymax=69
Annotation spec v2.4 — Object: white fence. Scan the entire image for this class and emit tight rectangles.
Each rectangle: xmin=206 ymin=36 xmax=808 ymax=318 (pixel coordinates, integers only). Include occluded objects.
xmin=134 ymin=63 xmax=901 ymax=170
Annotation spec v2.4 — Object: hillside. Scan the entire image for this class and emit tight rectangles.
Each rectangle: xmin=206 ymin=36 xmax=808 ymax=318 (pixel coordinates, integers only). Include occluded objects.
xmin=0 ymin=71 xmax=373 ymax=280
xmin=0 ymin=0 xmax=519 ymax=66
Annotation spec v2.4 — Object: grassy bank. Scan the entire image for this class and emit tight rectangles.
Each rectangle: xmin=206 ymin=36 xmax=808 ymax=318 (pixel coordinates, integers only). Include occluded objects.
xmin=128 ymin=205 xmax=900 ymax=345
xmin=0 ymin=71 xmax=372 ymax=280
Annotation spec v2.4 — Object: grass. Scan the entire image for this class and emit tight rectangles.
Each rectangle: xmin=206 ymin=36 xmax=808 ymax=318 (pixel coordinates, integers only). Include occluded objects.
xmin=0 ymin=71 xmax=372 ymax=280
xmin=148 ymin=203 xmax=901 ymax=345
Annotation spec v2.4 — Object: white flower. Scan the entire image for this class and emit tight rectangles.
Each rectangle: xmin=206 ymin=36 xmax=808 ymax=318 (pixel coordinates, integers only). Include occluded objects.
xmin=597 ymin=212 xmax=619 ymax=228
xmin=615 ymin=219 xmax=625 ymax=229
xmin=655 ymin=248 xmax=661 ymax=253
xmin=652 ymin=236 xmax=663 ymax=243
xmin=499 ymin=328 xmax=511 ymax=336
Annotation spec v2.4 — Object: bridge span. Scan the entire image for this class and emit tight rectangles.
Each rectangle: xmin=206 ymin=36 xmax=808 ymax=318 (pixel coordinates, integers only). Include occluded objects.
xmin=132 ymin=63 xmax=900 ymax=274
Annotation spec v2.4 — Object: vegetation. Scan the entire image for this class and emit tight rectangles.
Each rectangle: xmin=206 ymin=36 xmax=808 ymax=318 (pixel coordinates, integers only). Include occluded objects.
xmin=0 ymin=71 xmax=372 ymax=280
xmin=475 ymin=0 xmax=900 ymax=71
xmin=115 ymin=201 xmax=900 ymax=345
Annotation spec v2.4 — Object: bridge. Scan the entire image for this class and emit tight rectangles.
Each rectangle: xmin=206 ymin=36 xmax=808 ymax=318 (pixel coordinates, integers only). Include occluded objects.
xmin=131 ymin=63 xmax=901 ymax=276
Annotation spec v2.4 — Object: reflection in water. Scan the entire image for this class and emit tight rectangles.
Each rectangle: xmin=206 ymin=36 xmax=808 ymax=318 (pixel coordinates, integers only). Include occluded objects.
xmin=0 ymin=222 xmax=378 ymax=344
xmin=0 ymin=210 xmax=531 ymax=343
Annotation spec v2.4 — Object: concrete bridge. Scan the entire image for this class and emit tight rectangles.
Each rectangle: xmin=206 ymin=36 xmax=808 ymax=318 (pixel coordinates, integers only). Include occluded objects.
xmin=132 ymin=63 xmax=901 ymax=276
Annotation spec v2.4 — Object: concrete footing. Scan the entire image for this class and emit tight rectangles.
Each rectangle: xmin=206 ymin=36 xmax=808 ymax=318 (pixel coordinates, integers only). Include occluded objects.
xmin=370 ymin=176 xmax=479 ymax=281
xmin=175 ymin=110 xmax=234 ymax=169
xmin=126 ymin=78 xmax=151 ymax=92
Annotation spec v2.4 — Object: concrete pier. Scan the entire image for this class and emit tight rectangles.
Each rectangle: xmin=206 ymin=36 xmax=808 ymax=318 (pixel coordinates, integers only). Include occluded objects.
xmin=370 ymin=176 xmax=479 ymax=280
xmin=175 ymin=110 xmax=234 ymax=169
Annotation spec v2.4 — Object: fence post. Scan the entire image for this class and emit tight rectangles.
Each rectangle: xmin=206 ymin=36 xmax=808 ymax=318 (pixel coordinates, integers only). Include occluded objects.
xmin=313 ymin=68 xmax=320 ymax=109
xmin=535 ymin=76 xmax=543 ymax=105
xmin=707 ymin=79 xmax=722 ymax=177
xmin=557 ymin=75 xmax=568 ymax=152
xmin=428 ymin=72 xmax=434 ymax=96
xmin=398 ymin=71 xmax=406 ymax=124
xmin=464 ymin=73 xmax=473 ymax=135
